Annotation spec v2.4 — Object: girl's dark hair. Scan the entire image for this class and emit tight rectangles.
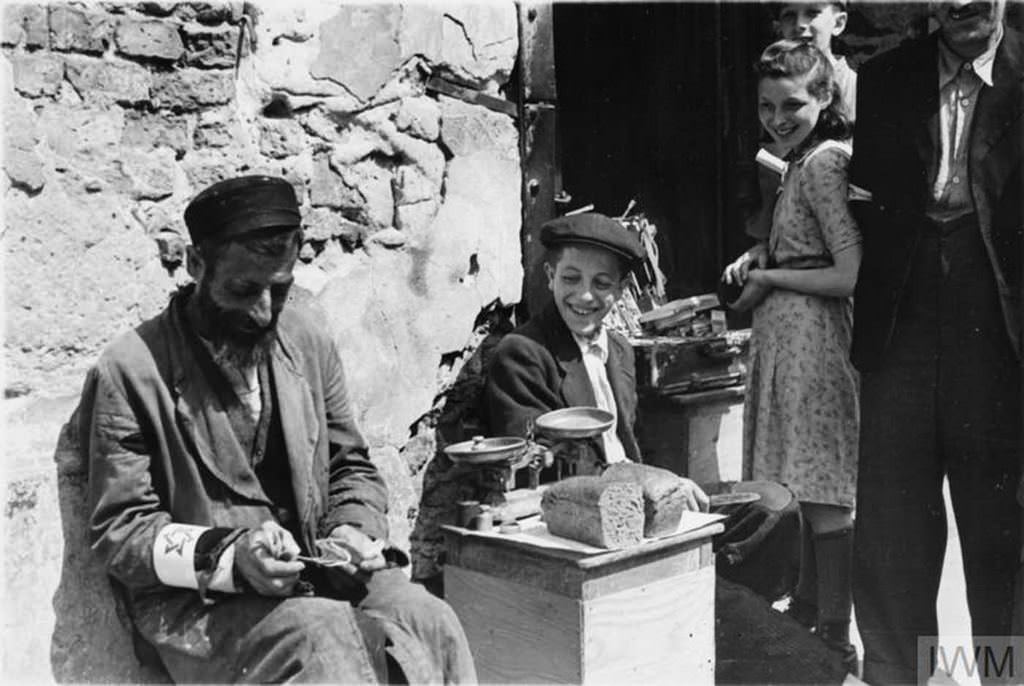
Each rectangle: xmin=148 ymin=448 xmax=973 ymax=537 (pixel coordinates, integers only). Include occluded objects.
xmin=756 ymin=39 xmax=852 ymax=141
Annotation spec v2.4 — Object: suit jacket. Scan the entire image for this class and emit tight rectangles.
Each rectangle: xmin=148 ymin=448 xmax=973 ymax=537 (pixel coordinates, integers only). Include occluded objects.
xmin=79 ymin=286 xmax=388 ymax=659
xmin=849 ymin=28 xmax=1023 ymax=371
xmin=483 ymin=302 xmax=642 ymax=463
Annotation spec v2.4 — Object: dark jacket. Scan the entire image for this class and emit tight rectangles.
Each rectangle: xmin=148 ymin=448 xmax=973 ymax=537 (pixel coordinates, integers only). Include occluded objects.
xmin=849 ymin=28 xmax=1023 ymax=370
xmin=483 ymin=302 xmax=641 ymax=462
xmin=79 ymin=287 xmax=388 ymax=660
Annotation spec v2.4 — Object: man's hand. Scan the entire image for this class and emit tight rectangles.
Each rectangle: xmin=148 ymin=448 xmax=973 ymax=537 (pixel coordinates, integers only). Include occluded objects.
xmin=679 ymin=478 xmax=710 ymax=513
xmin=326 ymin=524 xmax=387 ymax=574
xmin=722 ymin=242 xmax=769 ymax=287
xmin=234 ymin=521 xmax=305 ymax=597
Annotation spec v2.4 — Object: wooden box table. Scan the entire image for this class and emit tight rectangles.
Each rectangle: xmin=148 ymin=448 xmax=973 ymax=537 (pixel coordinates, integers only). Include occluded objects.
xmin=442 ymin=520 xmax=723 ymax=684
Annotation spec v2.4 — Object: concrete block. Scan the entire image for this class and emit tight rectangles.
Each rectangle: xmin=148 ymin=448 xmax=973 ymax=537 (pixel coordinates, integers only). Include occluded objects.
xmin=174 ymin=2 xmax=245 ymax=26
xmin=392 ymin=142 xmax=445 ymax=206
xmin=64 ymin=55 xmax=151 ymax=107
xmin=3 ymin=99 xmax=46 ymax=193
xmin=193 ymin=108 xmax=237 ymax=148
xmin=2 ymin=395 xmax=161 ymax=683
xmin=3 ymin=187 xmax=172 ymax=384
xmin=115 ymin=17 xmax=185 ymax=62
xmin=303 ymin=207 xmax=367 ymax=245
xmin=440 ymin=95 xmax=518 ymax=159
xmin=152 ymin=68 xmax=234 ymax=111
xmin=301 ymin=108 xmax=343 ymax=143
xmin=180 ymin=147 xmax=254 ymax=192
xmin=2 ymin=6 xmax=25 ymax=46
xmin=368 ymin=227 xmax=407 ymax=249
xmin=122 ymin=111 xmax=192 ymax=156
xmin=50 ymin=5 xmax=112 ymax=54
xmin=394 ymin=200 xmax=440 ymax=235
xmin=182 ymin=22 xmax=240 ymax=68
xmin=9 ymin=53 xmax=64 ymax=98
xmin=311 ymin=5 xmax=403 ymax=101
xmin=258 ymin=117 xmax=305 ymax=159
xmin=309 ymin=153 xmax=362 ymax=210
xmin=3 ymin=3 xmax=50 ymax=49
xmin=37 ymin=103 xmax=126 ymax=186
xmin=337 ymin=159 xmax=394 ymax=229
xmin=394 ymin=97 xmax=441 ymax=142
xmin=399 ymin=3 xmax=518 ymax=90
xmin=120 ymin=147 xmax=177 ymax=201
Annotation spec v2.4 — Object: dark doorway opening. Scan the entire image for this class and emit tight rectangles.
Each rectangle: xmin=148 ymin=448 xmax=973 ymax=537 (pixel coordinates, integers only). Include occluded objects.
xmin=552 ymin=1 xmax=771 ymax=300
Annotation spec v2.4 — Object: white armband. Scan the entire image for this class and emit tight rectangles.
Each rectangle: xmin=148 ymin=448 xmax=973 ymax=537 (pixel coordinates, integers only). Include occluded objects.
xmin=153 ymin=523 xmax=239 ymax=593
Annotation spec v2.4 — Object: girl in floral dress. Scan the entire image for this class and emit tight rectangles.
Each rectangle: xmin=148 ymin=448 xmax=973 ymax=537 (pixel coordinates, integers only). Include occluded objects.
xmin=722 ymin=39 xmax=861 ymax=672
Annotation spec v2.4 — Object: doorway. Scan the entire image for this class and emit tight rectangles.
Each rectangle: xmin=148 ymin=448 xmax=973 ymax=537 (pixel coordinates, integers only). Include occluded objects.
xmin=552 ymin=1 xmax=772 ymax=300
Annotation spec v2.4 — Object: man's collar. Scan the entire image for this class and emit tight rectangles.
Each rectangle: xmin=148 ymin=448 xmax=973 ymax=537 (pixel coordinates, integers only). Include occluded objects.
xmin=572 ymin=326 xmax=608 ymax=358
xmin=938 ymin=22 xmax=1004 ymax=88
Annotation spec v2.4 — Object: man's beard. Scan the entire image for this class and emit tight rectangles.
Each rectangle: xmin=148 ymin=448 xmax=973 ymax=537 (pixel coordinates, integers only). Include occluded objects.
xmin=190 ymin=282 xmax=279 ymax=369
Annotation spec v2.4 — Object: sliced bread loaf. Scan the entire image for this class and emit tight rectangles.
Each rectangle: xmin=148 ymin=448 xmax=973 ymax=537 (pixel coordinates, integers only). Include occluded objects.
xmin=541 ymin=476 xmax=644 ymax=548
xmin=601 ymin=462 xmax=686 ymax=537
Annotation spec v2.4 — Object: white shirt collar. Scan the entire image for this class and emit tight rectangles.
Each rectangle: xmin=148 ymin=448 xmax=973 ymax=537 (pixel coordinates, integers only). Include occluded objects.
xmin=572 ymin=327 xmax=609 ymax=362
xmin=938 ymin=22 xmax=1003 ymax=89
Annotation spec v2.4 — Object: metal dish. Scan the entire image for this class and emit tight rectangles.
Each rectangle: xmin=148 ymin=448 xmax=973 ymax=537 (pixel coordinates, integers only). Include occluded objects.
xmin=534 ymin=407 xmax=615 ymax=440
xmin=444 ymin=435 xmax=527 ymax=465
xmin=709 ymin=492 xmax=762 ymax=509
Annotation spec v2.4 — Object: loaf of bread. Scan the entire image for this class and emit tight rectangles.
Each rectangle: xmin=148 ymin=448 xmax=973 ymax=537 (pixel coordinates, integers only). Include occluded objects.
xmin=541 ymin=476 xmax=644 ymax=548
xmin=601 ymin=462 xmax=687 ymax=537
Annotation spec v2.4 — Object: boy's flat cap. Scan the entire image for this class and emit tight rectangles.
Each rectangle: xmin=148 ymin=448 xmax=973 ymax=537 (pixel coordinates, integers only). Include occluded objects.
xmin=540 ymin=212 xmax=644 ymax=265
xmin=184 ymin=175 xmax=301 ymax=243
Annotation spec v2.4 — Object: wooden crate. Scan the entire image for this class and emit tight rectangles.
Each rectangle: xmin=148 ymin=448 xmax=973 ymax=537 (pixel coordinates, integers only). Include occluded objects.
xmin=442 ymin=524 xmax=721 ymax=684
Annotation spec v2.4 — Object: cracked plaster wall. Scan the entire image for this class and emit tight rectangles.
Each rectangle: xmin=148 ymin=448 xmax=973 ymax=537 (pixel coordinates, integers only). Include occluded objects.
xmin=2 ymin=2 xmax=521 ymax=681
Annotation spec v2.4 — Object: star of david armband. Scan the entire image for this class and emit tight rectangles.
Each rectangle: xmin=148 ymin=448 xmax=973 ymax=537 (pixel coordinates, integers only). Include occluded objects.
xmin=153 ymin=523 xmax=247 ymax=598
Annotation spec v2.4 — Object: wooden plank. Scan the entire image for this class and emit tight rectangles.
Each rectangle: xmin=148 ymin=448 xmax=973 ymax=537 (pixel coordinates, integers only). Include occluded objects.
xmin=444 ymin=530 xmax=587 ymax=598
xmin=517 ymin=2 xmax=557 ymax=103
xmin=580 ymin=542 xmax=706 ymax=600
xmin=581 ymin=566 xmax=716 ymax=685
xmin=425 ymin=76 xmax=517 ymax=117
xmin=443 ymin=524 xmax=721 ymax=599
xmin=575 ymin=523 xmax=723 ymax=569
xmin=519 ymin=102 xmax=560 ymax=321
xmin=445 ymin=566 xmax=582 ymax=683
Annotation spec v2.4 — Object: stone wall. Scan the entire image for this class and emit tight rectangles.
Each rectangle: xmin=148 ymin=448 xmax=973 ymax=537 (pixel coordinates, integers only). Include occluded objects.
xmin=2 ymin=1 xmax=521 ymax=682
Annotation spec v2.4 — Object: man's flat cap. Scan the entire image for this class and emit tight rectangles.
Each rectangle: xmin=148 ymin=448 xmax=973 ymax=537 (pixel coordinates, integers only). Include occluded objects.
xmin=540 ymin=212 xmax=644 ymax=266
xmin=184 ymin=175 xmax=301 ymax=243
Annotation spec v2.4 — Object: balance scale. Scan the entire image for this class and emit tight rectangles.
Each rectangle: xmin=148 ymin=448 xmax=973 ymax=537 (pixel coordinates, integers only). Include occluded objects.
xmin=443 ymin=407 xmax=615 ymax=529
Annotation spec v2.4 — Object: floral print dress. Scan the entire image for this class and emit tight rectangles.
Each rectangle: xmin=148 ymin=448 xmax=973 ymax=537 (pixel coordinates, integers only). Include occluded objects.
xmin=743 ymin=139 xmax=861 ymax=507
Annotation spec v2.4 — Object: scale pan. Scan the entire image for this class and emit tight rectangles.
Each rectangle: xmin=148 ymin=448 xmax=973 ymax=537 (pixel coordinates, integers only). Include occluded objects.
xmin=444 ymin=436 xmax=527 ymax=465
xmin=534 ymin=407 xmax=615 ymax=440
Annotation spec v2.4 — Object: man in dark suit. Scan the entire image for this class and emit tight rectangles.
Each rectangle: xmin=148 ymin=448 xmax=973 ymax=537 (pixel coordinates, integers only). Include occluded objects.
xmin=849 ymin=1 xmax=1023 ymax=681
xmin=483 ymin=212 xmax=707 ymax=509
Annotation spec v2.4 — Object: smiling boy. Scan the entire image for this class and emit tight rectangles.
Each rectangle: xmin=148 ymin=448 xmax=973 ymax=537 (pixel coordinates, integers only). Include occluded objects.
xmin=483 ymin=212 xmax=708 ymax=509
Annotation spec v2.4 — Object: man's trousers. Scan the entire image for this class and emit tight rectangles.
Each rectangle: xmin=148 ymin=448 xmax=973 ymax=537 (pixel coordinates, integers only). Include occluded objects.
xmin=854 ymin=215 xmax=1021 ymax=684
